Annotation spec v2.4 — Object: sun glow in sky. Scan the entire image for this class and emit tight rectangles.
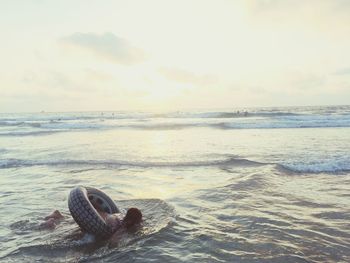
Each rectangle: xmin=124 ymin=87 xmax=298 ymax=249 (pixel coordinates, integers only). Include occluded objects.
xmin=0 ymin=0 xmax=350 ymax=112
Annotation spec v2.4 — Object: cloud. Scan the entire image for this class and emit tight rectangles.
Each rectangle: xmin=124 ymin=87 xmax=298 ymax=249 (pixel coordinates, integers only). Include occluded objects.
xmin=159 ymin=67 xmax=218 ymax=86
xmin=61 ymin=32 xmax=146 ymax=65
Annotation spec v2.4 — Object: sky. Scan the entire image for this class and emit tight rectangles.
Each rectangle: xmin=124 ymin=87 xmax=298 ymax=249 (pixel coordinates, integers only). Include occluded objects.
xmin=0 ymin=0 xmax=350 ymax=112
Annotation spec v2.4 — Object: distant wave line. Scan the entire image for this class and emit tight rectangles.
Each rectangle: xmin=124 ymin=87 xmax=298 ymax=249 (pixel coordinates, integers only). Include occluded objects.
xmin=1 ymin=156 xmax=349 ymax=174
xmin=1 ymin=120 xmax=350 ymax=137
xmin=0 ymin=156 xmax=263 ymax=169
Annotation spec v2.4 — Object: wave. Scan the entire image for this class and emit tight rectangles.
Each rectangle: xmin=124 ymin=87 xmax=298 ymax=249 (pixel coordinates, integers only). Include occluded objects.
xmin=1 ymin=156 xmax=349 ymax=174
xmin=217 ymin=121 xmax=350 ymax=129
xmin=2 ymin=106 xmax=350 ymax=122
xmin=0 ymin=121 xmax=42 ymax=128
xmin=0 ymin=156 xmax=263 ymax=170
xmin=280 ymin=161 xmax=350 ymax=174
xmin=0 ymin=131 xmax=65 ymax=137
xmin=0 ymin=106 xmax=349 ymax=135
xmin=0 ymin=148 xmax=7 ymax=153
xmin=1 ymin=118 xmax=350 ymax=137
xmin=152 ymin=111 xmax=301 ymax=119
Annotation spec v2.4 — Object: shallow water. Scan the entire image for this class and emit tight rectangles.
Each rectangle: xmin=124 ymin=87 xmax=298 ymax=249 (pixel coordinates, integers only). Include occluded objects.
xmin=0 ymin=106 xmax=350 ymax=262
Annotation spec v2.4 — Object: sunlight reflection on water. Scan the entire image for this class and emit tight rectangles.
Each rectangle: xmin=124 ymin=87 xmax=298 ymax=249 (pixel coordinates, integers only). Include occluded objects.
xmin=0 ymin=118 xmax=350 ymax=262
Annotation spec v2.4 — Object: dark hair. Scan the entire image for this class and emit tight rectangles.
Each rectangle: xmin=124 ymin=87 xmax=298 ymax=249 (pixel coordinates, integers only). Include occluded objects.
xmin=124 ymin=208 xmax=142 ymax=227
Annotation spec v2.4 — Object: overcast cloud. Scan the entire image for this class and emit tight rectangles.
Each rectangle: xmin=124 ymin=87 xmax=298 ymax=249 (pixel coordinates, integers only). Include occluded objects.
xmin=0 ymin=0 xmax=349 ymax=112
xmin=62 ymin=32 xmax=146 ymax=65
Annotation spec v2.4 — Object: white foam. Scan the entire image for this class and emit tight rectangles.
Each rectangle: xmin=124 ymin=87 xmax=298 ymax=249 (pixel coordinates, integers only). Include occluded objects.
xmin=283 ymin=158 xmax=350 ymax=173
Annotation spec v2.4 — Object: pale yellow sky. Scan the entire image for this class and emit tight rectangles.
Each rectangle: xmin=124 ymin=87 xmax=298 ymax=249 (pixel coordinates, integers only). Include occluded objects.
xmin=0 ymin=0 xmax=349 ymax=112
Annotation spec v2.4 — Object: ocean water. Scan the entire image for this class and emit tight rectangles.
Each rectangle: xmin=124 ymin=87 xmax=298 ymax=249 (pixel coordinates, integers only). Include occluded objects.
xmin=0 ymin=105 xmax=349 ymax=262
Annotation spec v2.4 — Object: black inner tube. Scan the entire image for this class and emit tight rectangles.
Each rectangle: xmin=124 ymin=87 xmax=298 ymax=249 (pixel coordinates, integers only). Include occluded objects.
xmin=68 ymin=186 xmax=119 ymax=238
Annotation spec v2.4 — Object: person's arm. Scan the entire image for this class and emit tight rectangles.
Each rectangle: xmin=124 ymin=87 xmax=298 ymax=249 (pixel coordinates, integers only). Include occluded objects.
xmin=105 ymin=214 xmax=122 ymax=231
xmin=108 ymin=227 xmax=124 ymax=246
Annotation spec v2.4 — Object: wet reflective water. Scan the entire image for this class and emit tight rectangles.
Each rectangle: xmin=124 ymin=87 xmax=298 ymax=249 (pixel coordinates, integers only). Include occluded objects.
xmin=0 ymin=107 xmax=350 ymax=262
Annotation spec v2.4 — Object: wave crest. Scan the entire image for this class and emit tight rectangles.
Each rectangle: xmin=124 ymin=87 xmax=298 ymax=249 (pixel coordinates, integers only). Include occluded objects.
xmin=0 ymin=156 xmax=263 ymax=170
xmin=279 ymin=159 xmax=350 ymax=174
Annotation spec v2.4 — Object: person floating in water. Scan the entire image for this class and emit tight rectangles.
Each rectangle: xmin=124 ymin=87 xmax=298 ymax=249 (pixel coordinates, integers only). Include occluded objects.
xmin=97 ymin=207 xmax=142 ymax=243
xmin=91 ymin=198 xmax=142 ymax=233
xmin=40 ymin=206 xmax=142 ymax=240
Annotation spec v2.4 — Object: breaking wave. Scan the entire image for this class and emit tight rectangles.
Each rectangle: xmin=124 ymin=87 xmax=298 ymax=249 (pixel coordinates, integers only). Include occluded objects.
xmin=281 ymin=160 xmax=350 ymax=174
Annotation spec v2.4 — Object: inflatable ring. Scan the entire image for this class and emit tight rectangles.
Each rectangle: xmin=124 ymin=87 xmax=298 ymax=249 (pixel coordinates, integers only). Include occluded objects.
xmin=68 ymin=186 xmax=120 ymax=238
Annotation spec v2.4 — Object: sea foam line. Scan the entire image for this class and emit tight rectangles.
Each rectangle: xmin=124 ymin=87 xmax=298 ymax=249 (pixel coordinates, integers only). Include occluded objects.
xmin=281 ymin=161 xmax=350 ymax=174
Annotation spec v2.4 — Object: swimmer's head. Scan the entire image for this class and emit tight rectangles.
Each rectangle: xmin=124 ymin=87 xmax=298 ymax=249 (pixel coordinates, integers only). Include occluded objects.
xmin=123 ymin=208 xmax=142 ymax=228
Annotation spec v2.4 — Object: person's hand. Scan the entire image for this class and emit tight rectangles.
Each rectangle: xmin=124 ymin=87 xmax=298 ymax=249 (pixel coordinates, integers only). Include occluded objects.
xmin=44 ymin=210 xmax=64 ymax=220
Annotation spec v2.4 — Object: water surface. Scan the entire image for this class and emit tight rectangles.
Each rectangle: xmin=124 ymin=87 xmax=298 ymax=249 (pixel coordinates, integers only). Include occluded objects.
xmin=1 ymin=106 xmax=349 ymax=262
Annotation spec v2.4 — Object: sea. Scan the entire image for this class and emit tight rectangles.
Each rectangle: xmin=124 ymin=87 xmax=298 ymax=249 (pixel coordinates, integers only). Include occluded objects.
xmin=0 ymin=105 xmax=349 ymax=262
